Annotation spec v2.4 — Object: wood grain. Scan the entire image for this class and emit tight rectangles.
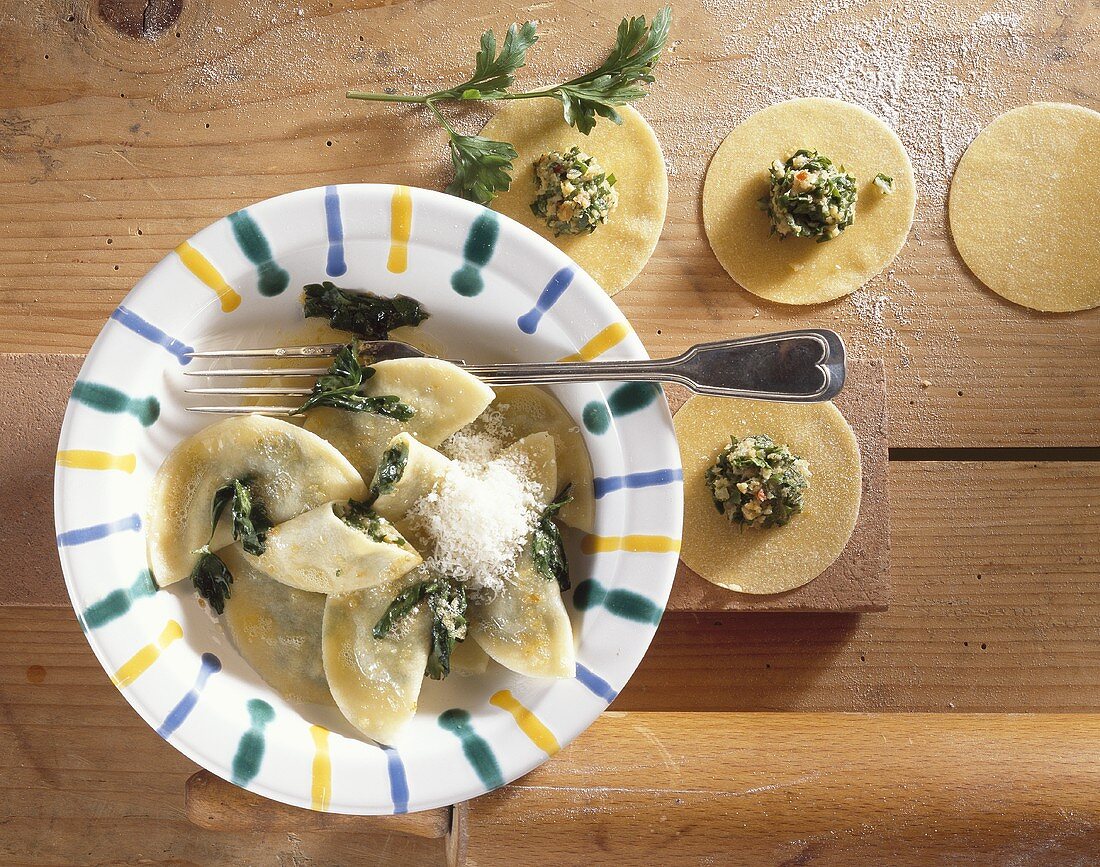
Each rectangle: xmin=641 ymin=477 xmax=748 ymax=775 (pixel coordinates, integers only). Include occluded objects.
xmin=466 ymin=712 xmax=1100 ymax=866
xmin=0 ymin=0 xmax=1097 ymax=447
xmin=4 ymin=702 xmax=1099 ymax=864
xmin=185 ymin=770 xmax=452 ymax=838
xmin=0 ymin=354 xmax=82 ymax=606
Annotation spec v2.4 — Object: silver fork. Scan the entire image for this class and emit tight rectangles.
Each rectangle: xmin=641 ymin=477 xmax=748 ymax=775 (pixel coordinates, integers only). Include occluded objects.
xmin=182 ymin=328 xmax=846 ymax=414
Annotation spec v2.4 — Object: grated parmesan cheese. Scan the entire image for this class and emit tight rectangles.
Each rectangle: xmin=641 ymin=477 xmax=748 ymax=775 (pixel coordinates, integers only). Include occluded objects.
xmin=438 ymin=404 xmax=514 ymax=464
xmin=407 ymin=446 xmax=539 ymax=597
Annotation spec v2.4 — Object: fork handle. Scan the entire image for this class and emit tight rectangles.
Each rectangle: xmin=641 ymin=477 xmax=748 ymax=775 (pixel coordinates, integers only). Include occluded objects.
xmin=461 ymin=329 xmax=846 ymax=402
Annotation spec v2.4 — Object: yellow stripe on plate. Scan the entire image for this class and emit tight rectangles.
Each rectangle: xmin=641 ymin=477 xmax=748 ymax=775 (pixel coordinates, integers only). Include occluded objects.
xmin=310 ymin=725 xmax=332 ymax=811
xmin=387 ymin=185 xmax=412 ymax=274
xmin=490 ymin=690 xmax=560 ymax=755
xmin=559 ymin=322 xmax=632 ymax=362
xmin=56 ymin=450 xmax=137 ymax=473
xmin=581 ymin=534 xmax=682 ymax=555
xmin=111 ymin=620 xmax=183 ymax=688
xmin=176 ymin=242 xmax=241 ymax=312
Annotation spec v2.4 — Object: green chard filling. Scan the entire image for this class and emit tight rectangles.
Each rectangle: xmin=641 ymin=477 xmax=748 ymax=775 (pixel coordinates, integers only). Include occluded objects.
xmin=293 ymin=341 xmax=415 ymax=419
xmin=759 ymin=149 xmax=857 ymax=242
xmin=531 ymin=484 xmax=573 ymax=591
xmin=190 ymin=477 xmax=273 ymax=614
xmin=531 ymin=147 xmax=619 ymax=236
xmin=706 ymin=435 xmax=811 ymax=529
xmin=337 ymin=500 xmax=407 ymax=547
xmin=371 ymin=440 xmax=410 ymax=498
xmin=873 ymin=172 xmax=896 ymax=195
xmin=373 ymin=577 xmax=468 ymax=680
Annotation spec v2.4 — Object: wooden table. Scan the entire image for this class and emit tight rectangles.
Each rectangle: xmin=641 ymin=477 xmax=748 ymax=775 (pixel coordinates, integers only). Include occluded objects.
xmin=1 ymin=0 xmax=1098 ymax=863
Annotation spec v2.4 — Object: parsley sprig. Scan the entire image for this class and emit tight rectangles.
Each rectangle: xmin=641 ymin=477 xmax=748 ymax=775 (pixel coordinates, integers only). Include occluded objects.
xmin=346 ymin=7 xmax=671 ymax=204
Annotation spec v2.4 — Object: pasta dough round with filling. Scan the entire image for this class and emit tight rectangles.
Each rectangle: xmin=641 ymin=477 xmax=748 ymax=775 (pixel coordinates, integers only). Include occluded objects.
xmin=146 ymin=415 xmax=366 ymax=588
xmin=480 ymin=101 xmax=667 ymax=296
xmin=304 ymin=357 xmax=494 ymax=482
xmin=674 ymin=397 xmax=861 ymax=594
xmin=703 ymin=97 xmax=916 ymax=305
xmin=948 ymin=102 xmax=1100 ymax=312
xmin=218 ymin=544 xmax=334 ymax=706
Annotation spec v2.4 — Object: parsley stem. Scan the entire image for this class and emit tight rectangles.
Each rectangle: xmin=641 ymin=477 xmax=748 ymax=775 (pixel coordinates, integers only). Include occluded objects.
xmin=426 ymin=99 xmax=458 ymax=138
xmin=346 ymin=90 xmax=427 ymax=103
xmin=497 ymin=89 xmax=560 ymax=100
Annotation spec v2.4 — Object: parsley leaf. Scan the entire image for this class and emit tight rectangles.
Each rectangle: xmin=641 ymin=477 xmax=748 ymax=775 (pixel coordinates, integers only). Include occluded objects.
xmin=294 ymin=341 xmax=415 ymax=419
xmin=531 ymin=484 xmax=572 ymax=591
xmin=444 ymin=132 xmax=519 ymax=205
xmin=302 ymin=281 xmax=428 ymax=339
xmin=552 ymin=7 xmax=672 ymax=134
xmin=437 ymin=21 xmax=539 ymax=102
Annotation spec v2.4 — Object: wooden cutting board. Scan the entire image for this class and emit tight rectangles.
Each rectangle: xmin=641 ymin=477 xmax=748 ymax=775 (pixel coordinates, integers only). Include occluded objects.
xmin=666 ymin=358 xmax=890 ymax=612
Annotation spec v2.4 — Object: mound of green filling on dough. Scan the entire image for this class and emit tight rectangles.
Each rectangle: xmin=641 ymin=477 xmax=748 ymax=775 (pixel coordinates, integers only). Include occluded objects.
xmin=706 ymin=434 xmax=811 ymax=529
xmin=759 ymin=149 xmax=857 ymax=241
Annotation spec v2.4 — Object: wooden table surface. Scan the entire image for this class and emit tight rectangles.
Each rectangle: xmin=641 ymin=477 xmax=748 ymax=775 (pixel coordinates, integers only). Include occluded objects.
xmin=1 ymin=0 xmax=1098 ymax=863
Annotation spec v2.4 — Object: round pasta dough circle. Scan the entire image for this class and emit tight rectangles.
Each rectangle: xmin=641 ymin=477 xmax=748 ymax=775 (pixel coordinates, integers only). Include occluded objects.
xmin=481 ymin=101 xmax=667 ymax=296
xmin=703 ymin=97 xmax=915 ymax=305
xmin=948 ymin=103 xmax=1100 ymax=313
xmin=674 ymin=397 xmax=861 ymax=594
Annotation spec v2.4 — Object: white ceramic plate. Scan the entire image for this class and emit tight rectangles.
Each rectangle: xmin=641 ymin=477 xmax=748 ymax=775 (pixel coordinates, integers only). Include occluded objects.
xmin=54 ymin=184 xmax=683 ymax=814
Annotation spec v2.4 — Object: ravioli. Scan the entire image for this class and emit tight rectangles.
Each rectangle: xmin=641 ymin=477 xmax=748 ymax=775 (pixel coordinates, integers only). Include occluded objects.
xmin=703 ymin=97 xmax=916 ymax=304
xmin=371 ymin=433 xmax=451 ymax=525
xmin=304 ymin=357 xmax=495 ymax=481
xmin=492 ymin=386 xmax=595 ymax=531
xmin=242 ymin=502 xmax=421 ymax=595
xmin=146 ymin=415 xmax=366 ymax=588
xmin=322 ymin=567 xmax=432 ymax=745
xmin=219 ymin=545 xmax=333 ymax=706
xmin=469 ymin=433 xmax=576 ymax=679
